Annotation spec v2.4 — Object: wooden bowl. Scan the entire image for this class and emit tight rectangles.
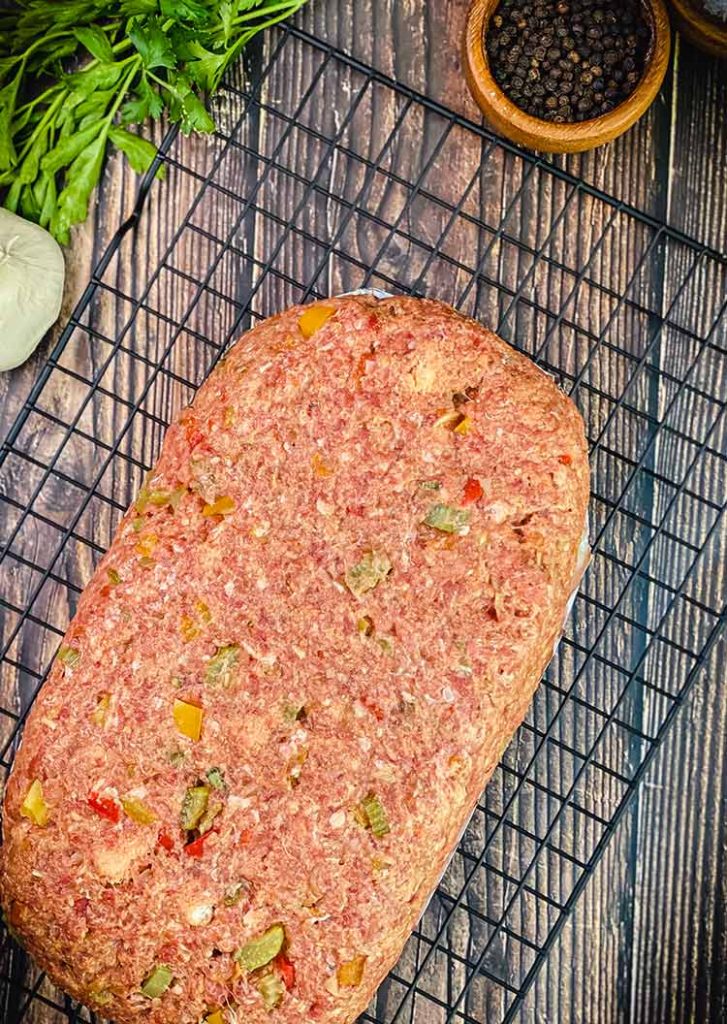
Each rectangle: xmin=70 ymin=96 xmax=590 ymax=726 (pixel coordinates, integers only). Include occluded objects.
xmin=669 ymin=0 xmax=727 ymax=57
xmin=463 ymin=0 xmax=672 ymax=153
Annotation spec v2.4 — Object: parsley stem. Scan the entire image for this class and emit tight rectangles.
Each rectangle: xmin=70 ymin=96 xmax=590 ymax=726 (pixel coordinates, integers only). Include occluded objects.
xmin=106 ymin=62 xmax=143 ymax=125
xmin=13 ymin=89 xmax=66 ymax=166
xmin=147 ymin=70 xmax=184 ymax=102
xmin=228 ymin=0 xmax=309 ymax=25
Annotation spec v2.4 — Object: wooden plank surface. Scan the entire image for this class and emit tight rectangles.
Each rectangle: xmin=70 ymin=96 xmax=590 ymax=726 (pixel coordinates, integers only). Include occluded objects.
xmin=1 ymin=4 xmax=725 ymax=1023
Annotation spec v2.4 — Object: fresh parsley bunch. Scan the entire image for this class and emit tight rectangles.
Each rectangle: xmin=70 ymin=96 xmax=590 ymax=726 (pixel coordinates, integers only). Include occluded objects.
xmin=0 ymin=0 xmax=310 ymax=244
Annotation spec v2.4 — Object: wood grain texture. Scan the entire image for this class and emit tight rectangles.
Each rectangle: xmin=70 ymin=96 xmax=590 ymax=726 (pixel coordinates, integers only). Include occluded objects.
xmin=1 ymin=5 xmax=725 ymax=1024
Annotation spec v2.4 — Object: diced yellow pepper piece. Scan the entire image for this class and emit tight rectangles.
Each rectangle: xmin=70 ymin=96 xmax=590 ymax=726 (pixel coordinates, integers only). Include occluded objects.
xmin=311 ymin=452 xmax=333 ymax=478
xmin=298 ymin=305 xmax=336 ymax=339
xmin=180 ymin=615 xmax=199 ymax=642
xmin=453 ymin=415 xmax=472 ymax=435
xmin=206 ymin=1012 xmax=225 ymax=1024
xmin=135 ymin=533 xmax=158 ymax=558
xmin=337 ymin=955 xmax=366 ymax=988
xmin=202 ymin=496 xmax=236 ymax=517
xmin=173 ymin=699 xmax=204 ymax=742
xmin=195 ymin=600 xmax=212 ymax=623
xmin=92 ymin=692 xmax=112 ymax=727
xmin=20 ymin=779 xmax=50 ymax=827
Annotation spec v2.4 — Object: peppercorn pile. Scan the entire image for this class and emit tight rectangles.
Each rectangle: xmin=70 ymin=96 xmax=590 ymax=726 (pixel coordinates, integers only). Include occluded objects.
xmin=486 ymin=0 xmax=652 ymax=123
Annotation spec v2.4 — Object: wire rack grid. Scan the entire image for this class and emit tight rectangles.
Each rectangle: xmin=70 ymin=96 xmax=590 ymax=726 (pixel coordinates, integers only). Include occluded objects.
xmin=1 ymin=23 xmax=726 ymax=1024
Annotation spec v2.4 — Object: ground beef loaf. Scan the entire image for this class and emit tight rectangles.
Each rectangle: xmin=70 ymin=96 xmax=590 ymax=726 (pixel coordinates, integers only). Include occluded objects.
xmin=1 ymin=296 xmax=589 ymax=1024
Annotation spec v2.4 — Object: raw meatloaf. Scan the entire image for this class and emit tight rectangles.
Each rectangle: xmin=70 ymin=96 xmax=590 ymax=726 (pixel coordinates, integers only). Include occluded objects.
xmin=1 ymin=295 xmax=589 ymax=1024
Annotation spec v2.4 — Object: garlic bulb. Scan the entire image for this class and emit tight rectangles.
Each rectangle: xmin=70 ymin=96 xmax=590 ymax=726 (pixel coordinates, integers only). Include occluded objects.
xmin=0 ymin=209 xmax=65 ymax=372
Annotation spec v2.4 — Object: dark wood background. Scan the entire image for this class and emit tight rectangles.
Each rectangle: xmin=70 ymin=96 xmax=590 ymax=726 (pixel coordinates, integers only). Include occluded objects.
xmin=1 ymin=2 xmax=725 ymax=1022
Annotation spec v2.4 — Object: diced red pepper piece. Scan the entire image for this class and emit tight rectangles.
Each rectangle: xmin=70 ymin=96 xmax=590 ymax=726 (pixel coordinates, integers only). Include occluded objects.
xmin=276 ymin=955 xmax=296 ymax=990
xmin=88 ymin=793 xmax=120 ymax=823
xmin=157 ymin=830 xmax=175 ymax=852
xmin=462 ymin=477 xmax=483 ymax=505
xmin=558 ymin=454 xmax=572 ymax=465
xmin=184 ymin=829 xmax=216 ymax=857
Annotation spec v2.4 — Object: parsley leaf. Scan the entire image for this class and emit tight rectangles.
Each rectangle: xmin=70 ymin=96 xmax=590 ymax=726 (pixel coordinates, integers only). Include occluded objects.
xmin=129 ymin=17 xmax=178 ymax=70
xmin=122 ymin=75 xmax=164 ymax=123
xmin=109 ymin=126 xmax=163 ymax=176
xmin=73 ymin=26 xmax=115 ymax=64
xmin=1 ymin=0 xmax=311 ymax=242
xmin=52 ymin=131 xmax=108 ymax=245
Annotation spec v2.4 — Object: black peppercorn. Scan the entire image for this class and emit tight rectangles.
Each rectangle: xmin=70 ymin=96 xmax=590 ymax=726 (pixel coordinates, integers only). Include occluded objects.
xmin=486 ymin=0 xmax=650 ymax=123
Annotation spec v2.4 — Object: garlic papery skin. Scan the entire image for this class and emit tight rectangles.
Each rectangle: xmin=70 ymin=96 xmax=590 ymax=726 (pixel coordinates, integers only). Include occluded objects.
xmin=0 ymin=209 xmax=65 ymax=372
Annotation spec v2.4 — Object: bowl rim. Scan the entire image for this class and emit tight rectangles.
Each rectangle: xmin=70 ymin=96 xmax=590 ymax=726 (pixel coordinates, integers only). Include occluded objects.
xmin=464 ymin=0 xmax=672 ymax=152
xmin=669 ymin=0 xmax=727 ymax=53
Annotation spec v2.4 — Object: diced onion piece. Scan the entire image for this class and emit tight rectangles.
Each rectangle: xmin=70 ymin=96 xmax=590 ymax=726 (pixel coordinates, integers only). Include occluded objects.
xmin=258 ymin=971 xmax=285 ymax=1010
xmin=140 ymin=964 xmax=173 ymax=999
xmin=345 ymin=550 xmax=392 ymax=598
xmin=298 ymin=305 xmax=336 ymax=338
xmin=202 ymin=495 xmax=236 ymax=517
xmin=234 ymin=923 xmax=286 ymax=972
xmin=337 ymin=955 xmax=367 ymax=988
xmin=360 ymin=792 xmax=390 ymax=838
xmin=20 ymin=779 xmax=50 ymax=827
xmin=122 ymin=796 xmax=157 ymax=825
xmin=224 ymin=881 xmax=248 ymax=906
xmin=173 ymin=698 xmax=204 ymax=741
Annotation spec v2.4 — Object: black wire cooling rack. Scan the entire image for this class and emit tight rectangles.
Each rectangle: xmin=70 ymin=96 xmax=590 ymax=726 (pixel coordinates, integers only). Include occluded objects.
xmin=1 ymin=22 xmax=726 ymax=1024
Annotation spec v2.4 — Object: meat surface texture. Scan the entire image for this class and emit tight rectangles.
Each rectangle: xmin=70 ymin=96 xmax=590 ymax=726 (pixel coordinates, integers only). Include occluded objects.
xmin=1 ymin=296 xmax=590 ymax=1024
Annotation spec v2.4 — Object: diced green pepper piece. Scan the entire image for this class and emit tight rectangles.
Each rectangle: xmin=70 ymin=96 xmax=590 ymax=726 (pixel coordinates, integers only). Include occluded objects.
xmin=107 ymin=568 xmax=121 ymax=585
xmin=419 ymin=479 xmax=442 ymax=491
xmin=376 ymin=635 xmax=394 ymax=655
xmin=206 ymin=767 xmax=225 ymax=790
xmin=135 ymin=486 xmax=186 ymax=515
xmin=234 ymin=924 xmax=285 ymax=972
xmin=180 ymin=785 xmax=209 ymax=831
xmin=283 ymin=701 xmax=306 ymax=723
xmin=205 ymin=644 xmax=240 ymax=687
xmin=422 ymin=503 xmax=471 ymax=535
xmin=344 ymin=550 xmax=392 ymax=598
xmin=57 ymin=645 xmax=80 ymax=667
xmin=140 ymin=964 xmax=173 ymax=998
xmin=360 ymin=792 xmax=390 ymax=838
xmin=122 ymin=796 xmax=156 ymax=825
